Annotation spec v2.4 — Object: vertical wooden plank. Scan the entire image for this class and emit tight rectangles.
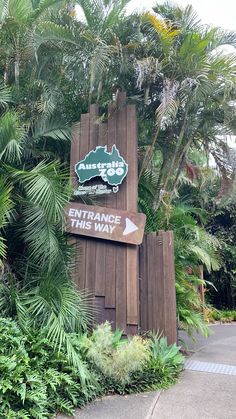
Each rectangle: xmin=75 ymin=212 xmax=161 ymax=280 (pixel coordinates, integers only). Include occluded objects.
xmin=107 ymin=101 xmax=118 ymax=209
xmin=126 ymin=246 xmax=138 ymax=325
xmin=147 ymin=234 xmax=156 ymax=331
xmin=77 ymin=237 xmax=87 ymax=290
xmin=139 ymin=236 xmax=148 ymax=332
xmin=95 ymin=240 xmax=106 ymax=297
xmin=106 ymin=308 xmax=116 ymax=331
xmin=155 ymin=233 xmax=165 ymax=335
xmin=77 ymin=113 xmax=90 ymax=290
xmin=68 ymin=236 xmax=77 ymax=285
xmin=70 ymin=123 xmax=80 ymax=186
xmin=79 ymin=113 xmax=90 ymax=159
xmin=115 ymin=96 xmax=127 ymax=332
xmin=115 ymin=243 xmax=127 ymax=332
xmin=95 ymin=122 xmax=108 ymax=298
xmin=95 ymin=296 xmax=105 ymax=325
xmin=126 ymin=325 xmax=138 ymax=335
xmin=162 ymin=231 xmax=177 ymax=344
xmin=85 ymin=106 xmax=99 ymax=293
xmin=104 ymin=244 xmax=116 ymax=308
xmin=105 ymin=104 xmax=117 ymax=308
xmin=126 ymin=104 xmax=138 ymax=326
xmin=126 ymin=105 xmax=138 ymax=212
xmin=97 ymin=122 xmax=108 ymax=206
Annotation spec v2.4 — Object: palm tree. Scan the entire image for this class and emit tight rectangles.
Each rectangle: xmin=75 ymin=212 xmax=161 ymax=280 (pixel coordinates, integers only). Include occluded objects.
xmin=0 ymin=1 xmax=94 ymax=369
xmin=70 ymin=0 xmax=133 ymax=103
xmin=135 ymin=3 xmax=236 ymax=209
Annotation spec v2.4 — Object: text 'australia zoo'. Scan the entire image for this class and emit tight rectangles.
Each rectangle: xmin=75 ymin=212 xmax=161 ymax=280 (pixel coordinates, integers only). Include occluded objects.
xmin=75 ymin=145 xmax=128 ymax=186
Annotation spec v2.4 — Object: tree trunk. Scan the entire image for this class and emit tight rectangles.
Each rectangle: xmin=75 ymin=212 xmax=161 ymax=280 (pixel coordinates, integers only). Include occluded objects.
xmin=153 ymin=111 xmax=189 ymax=209
xmin=138 ymin=125 xmax=160 ymax=181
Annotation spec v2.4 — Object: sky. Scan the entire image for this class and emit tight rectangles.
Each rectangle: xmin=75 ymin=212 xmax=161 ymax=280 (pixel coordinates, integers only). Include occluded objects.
xmin=126 ymin=0 xmax=236 ymax=31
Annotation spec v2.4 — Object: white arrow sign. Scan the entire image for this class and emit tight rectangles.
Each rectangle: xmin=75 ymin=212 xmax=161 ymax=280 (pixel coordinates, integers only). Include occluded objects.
xmin=123 ymin=218 xmax=139 ymax=236
xmin=65 ymin=203 xmax=146 ymax=245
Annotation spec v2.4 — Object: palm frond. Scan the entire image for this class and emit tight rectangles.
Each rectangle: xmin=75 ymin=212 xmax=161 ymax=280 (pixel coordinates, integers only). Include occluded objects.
xmin=143 ymin=12 xmax=180 ymax=39
xmin=8 ymin=0 xmax=33 ymax=23
xmin=10 ymin=160 xmax=71 ymax=222
xmin=0 ymin=176 xmax=13 ymax=229
xmin=0 ymin=81 xmax=11 ymax=108
xmin=21 ymin=205 xmax=64 ymax=268
xmin=156 ymin=78 xmax=179 ymax=128
xmin=33 ymin=21 xmax=77 ymax=50
xmin=0 ymin=0 xmax=8 ymax=22
xmin=0 ymin=111 xmax=24 ymax=163
xmin=17 ymin=274 xmax=94 ymax=376
xmin=89 ymin=42 xmax=117 ymax=96
xmin=0 ymin=177 xmax=13 ymax=260
xmin=30 ymin=0 xmax=66 ymax=20
xmin=31 ymin=117 xmax=71 ymax=143
xmin=34 ymin=80 xmax=61 ymax=116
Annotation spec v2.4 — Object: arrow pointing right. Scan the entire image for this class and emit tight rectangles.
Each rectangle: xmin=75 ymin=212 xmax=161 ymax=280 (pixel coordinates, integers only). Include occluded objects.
xmin=123 ymin=218 xmax=139 ymax=236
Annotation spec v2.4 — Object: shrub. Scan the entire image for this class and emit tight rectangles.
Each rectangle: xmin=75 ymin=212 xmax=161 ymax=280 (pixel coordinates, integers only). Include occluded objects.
xmin=81 ymin=322 xmax=149 ymax=385
xmin=123 ymin=334 xmax=184 ymax=394
xmin=206 ymin=308 xmax=236 ymax=323
xmin=0 ymin=318 xmax=98 ymax=418
xmin=0 ymin=319 xmax=184 ymax=417
xmin=80 ymin=323 xmax=184 ymax=395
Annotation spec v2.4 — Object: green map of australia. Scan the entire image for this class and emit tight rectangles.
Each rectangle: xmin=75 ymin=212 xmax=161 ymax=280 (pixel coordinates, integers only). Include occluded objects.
xmin=75 ymin=145 xmax=128 ymax=186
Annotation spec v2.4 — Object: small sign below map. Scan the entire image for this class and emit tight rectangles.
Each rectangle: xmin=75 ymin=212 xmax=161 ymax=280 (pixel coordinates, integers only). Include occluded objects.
xmin=75 ymin=145 xmax=128 ymax=194
xmin=65 ymin=203 xmax=146 ymax=245
xmin=74 ymin=184 xmax=119 ymax=197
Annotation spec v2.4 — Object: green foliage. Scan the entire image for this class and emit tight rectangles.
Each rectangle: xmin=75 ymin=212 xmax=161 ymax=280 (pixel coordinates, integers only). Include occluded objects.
xmin=121 ymin=334 xmax=184 ymax=394
xmin=0 ymin=317 xmax=98 ymax=418
xmin=81 ymin=322 xmax=149 ymax=385
xmin=0 ymin=270 xmax=94 ymax=376
xmin=0 ymin=319 xmax=184 ymax=417
xmin=176 ymin=275 xmax=210 ymax=338
xmin=79 ymin=323 xmax=184 ymax=395
xmin=0 ymin=177 xmax=13 ymax=259
xmin=207 ymin=308 xmax=236 ymax=323
xmin=206 ymin=201 xmax=236 ymax=309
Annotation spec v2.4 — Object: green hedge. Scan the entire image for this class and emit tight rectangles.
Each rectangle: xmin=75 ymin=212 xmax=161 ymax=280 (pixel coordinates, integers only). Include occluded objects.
xmin=0 ymin=319 xmax=184 ymax=418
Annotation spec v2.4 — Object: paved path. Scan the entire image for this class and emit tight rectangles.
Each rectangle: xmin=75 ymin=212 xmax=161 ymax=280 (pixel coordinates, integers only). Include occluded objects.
xmin=57 ymin=324 xmax=236 ymax=419
xmin=152 ymin=328 xmax=236 ymax=419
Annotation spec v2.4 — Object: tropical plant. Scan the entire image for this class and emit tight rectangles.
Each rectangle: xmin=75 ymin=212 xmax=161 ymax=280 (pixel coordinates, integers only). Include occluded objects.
xmin=0 ymin=0 xmax=95 ymax=369
xmin=78 ymin=322 xmax=184 ymax=395
xmin=206 ymin=200 xmax=236 ymax=309
xmin=0 ymin=317 xmax=98 ymax=418
xmin=122 ymin=334 xmax=184 ymax=393
xmin=133 ymin=3 xmax=236 ymax=209
xmin=69 ymin=0 xmax=134 ymax=105
xmin=80 ymin=322 xmax=149 ymax=385
xmin=0 ymin=318 xmax=184 ymax=416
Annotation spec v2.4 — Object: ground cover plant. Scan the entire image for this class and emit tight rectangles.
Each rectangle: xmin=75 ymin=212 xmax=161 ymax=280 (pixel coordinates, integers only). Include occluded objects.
xmin=205 ymin=308 xmax=236 ymax=323
xmin=0 ymin=319 xmax=184 ymax=418
xmin=76 ymin=322 xmax=184 ymax=395
xmin=0 ymin=318 xmax=99 ymax=418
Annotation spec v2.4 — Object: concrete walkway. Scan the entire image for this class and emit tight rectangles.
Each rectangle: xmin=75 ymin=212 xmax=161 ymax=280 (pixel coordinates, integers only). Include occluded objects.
xmin=57 ymin=324 xmax=236 ymax=419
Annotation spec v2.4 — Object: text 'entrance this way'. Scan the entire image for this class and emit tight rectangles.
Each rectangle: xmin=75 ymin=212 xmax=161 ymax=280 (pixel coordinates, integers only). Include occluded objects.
xmin=65 ymin=202 xmax=146 ymax=245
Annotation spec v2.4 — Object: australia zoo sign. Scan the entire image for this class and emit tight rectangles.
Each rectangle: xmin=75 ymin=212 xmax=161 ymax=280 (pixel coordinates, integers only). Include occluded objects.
xmin=74 ymin=145 xmax=128 ymax=196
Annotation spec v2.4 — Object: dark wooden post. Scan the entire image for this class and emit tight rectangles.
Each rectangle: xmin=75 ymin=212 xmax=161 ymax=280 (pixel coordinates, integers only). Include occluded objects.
xmin=70 ymin=93 xmax=139 ymax=335
xmin=139 ymin=231 xmax=177 ymax=344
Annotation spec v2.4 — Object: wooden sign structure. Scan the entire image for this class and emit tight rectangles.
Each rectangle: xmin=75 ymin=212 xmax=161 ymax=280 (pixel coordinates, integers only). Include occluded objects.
xmin=65 ymin=203 xmax=146 ymax=245
xmin=70 ymin=92 xmax=140 ymax=334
